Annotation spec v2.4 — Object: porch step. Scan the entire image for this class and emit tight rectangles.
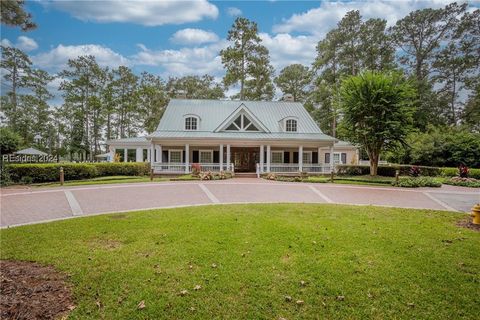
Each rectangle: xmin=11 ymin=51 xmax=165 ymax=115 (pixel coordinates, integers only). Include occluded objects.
xmin=235 ymin=173 xmax=258 ymax=178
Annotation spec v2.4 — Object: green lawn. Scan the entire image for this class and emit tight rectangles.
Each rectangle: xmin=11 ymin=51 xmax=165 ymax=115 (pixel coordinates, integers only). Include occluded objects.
xmin=1 ymin=204 xmax=479 ymax=319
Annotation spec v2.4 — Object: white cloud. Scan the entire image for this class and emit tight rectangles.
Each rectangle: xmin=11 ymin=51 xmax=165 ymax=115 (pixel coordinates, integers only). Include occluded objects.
xmin=1 ymin=36 xmax=38 ymax=51
xmin=227 ymin=7 xmax=242 ymax=17
xmin=16 ymin=36 xmax=39 ymax=51
xmin=32 ymin=44 xmax=129 ymax=71
xmin=170 ymin=28 xmax=219 ymax=45
xmin=1 ymin=39 xmax=12 ymax=47
xmin=46 ymin=0 xmax=218 ymax=26
xmin=273 ymin=0 xmax=455 ymax=37
xmin=132 ymin=40 xmax=228 ymax=77
xmin=260 ymin=33 xmax=316 ymax=72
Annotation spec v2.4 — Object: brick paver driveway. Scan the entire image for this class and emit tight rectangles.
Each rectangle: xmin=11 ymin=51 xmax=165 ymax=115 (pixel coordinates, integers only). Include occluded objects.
xmin=1 ymin=179 xmax=478 ymax=227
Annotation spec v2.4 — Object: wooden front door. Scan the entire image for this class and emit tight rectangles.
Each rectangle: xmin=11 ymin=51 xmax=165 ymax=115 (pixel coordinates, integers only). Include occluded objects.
xmin=231 ymin=147 xmax=258 ymax=172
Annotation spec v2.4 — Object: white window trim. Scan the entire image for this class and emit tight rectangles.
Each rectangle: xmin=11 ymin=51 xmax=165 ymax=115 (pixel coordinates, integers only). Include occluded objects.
xmin=271 ymin=150 xmax=284 ymax=164
xmin=302 ymin=151 xmax=312 ymax=164
xmin=199 ymin=149 xmax=214 ymax=164
xmin=224 ymin=112 xmax=260 ymax=132
xmin=283 ymin=117 xmax=298 ymax=132
xmin=184 ymin=115 xmax=200 ymax=131
xmin=333 ymin=152 xmax=343 ymax=165
xmin=168 ymin=149 xmax=183 ymax=163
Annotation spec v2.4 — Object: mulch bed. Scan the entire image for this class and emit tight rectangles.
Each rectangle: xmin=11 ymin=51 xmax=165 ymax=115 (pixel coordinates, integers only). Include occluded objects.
xmin=0 ymin=260 xmax=74 ymax=320
xmin=457 ymin=219 xmax=480 ymax=232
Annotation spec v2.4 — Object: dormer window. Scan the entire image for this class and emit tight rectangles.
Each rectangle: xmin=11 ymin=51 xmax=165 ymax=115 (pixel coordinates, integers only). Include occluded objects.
xmin=185 ymin=116 xmax=198 ymax=130
xmin=285 ymin=119 xmax=297 ymax=132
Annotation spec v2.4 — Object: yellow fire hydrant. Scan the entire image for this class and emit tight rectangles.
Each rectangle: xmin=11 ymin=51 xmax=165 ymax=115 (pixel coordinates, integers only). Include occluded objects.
xmin=472 ymin=203 xmax=480 ymax=225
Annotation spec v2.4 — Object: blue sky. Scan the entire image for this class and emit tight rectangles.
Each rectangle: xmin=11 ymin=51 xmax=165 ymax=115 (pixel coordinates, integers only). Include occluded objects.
xmin=1 ymin=0 xmax=477 ymax=98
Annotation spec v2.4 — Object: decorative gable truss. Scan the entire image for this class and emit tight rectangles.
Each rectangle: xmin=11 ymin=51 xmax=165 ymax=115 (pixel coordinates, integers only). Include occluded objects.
xmin=214 ymin=104 xmax=270 ymax=133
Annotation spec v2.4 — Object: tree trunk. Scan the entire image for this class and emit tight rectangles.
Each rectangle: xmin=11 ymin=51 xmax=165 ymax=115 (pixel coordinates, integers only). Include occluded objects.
xmin=368 ymin=150 xmax=379 ymax=176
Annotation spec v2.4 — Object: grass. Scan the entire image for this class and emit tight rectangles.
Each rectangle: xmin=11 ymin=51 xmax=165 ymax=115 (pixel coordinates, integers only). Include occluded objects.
xmin=23 ymin=175 xmax=201 ymax=188
xmin=1 ymin=204 xmax=479 ymax=319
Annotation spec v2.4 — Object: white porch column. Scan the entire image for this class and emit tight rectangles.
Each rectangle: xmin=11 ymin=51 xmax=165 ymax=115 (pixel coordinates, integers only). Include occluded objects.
xmin=318 ymin=147 xmax=322 ymax=164
xmin=147 ymin=148 xmax=150 ymax=162
xmin=156 ymin=145 xmax=162 ymax=163
xmin=355 ymin=148 xmax=359 ymax=165
xmin=219 ymin=144 xmax=224 ymax=170
xmin=259 ymin=145 xmax=264 ymax=173
xmin=109 ymin=146 xmax=115 ymax=162
xmin=150 ymin=144 xmax=154 ymax=166
xmin=226 ymin=144 xmax=231 ymax=170
xmin=298 ymin=145 xmax=303 ymax=172
xmin=136 ymin=147 xmax=143 ymax=162
xmin=185 ymin=144 xmax=190 ymax=173
xmin=329 ymin=144 xmax=334 ymax=172
xmin=266 ymin=145 xmax=271 ymax=172
xmin=124 ymin=148 xmax=128 ymax=162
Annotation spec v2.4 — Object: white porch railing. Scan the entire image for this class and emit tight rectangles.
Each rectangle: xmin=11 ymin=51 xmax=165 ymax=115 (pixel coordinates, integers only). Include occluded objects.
xmin=152 ymin=163 xmax=234 ymax=174
xmin=262 ymin=163 xmax=334 ymax=174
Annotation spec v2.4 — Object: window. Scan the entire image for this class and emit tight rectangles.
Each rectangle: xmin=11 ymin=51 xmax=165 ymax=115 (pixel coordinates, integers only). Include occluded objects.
xmin=199 ymin=150 xmax=213 ymax=163
xmin=225 ymin=114 xmax=259 ymax=132
xmin=302 ymin=151 xmax=312 ymax=164
xmin=333 ymin=153 xmax=340 ymax=164
xmin=169 ymin=150 xmax=182 ymax=163
xmin=185 ymin=117 xmax=198 ymax=130
xmin=271 ymin=151 xmax=283 ymax=164
xmin=285 ymin=119 xmax=297 ymax=132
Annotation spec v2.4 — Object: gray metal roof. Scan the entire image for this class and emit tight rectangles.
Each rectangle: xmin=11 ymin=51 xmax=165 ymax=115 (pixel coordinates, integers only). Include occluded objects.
xmin=150 ymin=99 xmax=335 ymax=141
xmin=15 ymin=147 xmax=48 ymax=156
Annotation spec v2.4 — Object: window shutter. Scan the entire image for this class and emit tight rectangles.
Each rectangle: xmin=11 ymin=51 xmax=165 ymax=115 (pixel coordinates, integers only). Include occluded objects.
xmin=192 ymin=151 xmax=199 ymax=163
xmin=325 ymin=153 xmax=330 ymax=163
xmin=182 ymin=151 xmax=186 ymax=163
xmin=213 ymin=151 xmax=219 ymax=163
xmin=283 ymin=152 xmax=290 ymax=164
xmin=162 ymin=150 xmax=168 ymax=162
xmin=312 ymin=152 xmax=318 ymax=164
xmin=341 ymin=153 xmax=347 ymax=164
xmin=293 ymin=152 xmax=299 ymax=163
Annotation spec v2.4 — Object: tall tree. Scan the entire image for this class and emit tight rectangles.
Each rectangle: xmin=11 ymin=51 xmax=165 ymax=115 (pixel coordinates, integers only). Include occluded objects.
xmin=389 ymin=2 xmax=468 ymax=128
xmin=166 ymin=74 xmax=224 ymax=100
xmin=339 ymin=71 xmax=416 ymax=175
xmin=312 ymin=11 xmax=395 ymax=137
xmin=59 ymin=55 xmax=106 ymax=160
xmin=220 ymin=17 xmax=274 ymax=100
xmin=0 ymin=45 xmax=32 ymax=130
xmin=0 ymin=0 xmax=36 ymax=31
xmin=111 ymin=66 xmax=139 ymax=138
xmin=139 ymin=72 xmax=169 ymax=134
xmin=274 ymin=64 xmax=312 ymax=102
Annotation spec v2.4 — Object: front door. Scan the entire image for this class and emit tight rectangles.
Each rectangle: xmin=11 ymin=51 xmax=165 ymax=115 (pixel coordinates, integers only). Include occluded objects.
xmin=231 ymin=147 xmax=258 ymax=172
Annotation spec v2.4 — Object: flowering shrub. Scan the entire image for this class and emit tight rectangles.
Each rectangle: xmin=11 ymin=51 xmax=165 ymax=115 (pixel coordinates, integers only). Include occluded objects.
xmin=265 ymin=173 xmax=277 ymax=180
xmin=199 ymin=171 xmax=213 ymax=180
xmin=191 ymin=163 xmax=201 ymax=177
xmin=409 ymin=166 xmax=421 ymax=177
xmin=444 ymin=176 xmax=480 ymax=188
xmin=458 ymin=164 xmax=469 ymax=178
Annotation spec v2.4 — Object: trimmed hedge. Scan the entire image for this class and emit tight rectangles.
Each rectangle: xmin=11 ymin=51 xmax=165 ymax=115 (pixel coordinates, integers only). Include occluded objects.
xmin=391 ymin=177 xmax=442 ymax=188
xmin=337 ymin=164 xmax=480 ymax=178
xmin=6 ymin=162 xmax=150 ymax=183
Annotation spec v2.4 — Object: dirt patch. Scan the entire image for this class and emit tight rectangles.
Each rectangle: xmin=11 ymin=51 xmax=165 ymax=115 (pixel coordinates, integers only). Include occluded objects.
xmin=88 ymin=238 xmax=123 ymax=250
xmin=457 ymin=219 xmax=480 ymax=232
xmin=109 ymin=213 xmax=128 ymax=220
xmin=0 ymin=260 xmax=74 ymax=320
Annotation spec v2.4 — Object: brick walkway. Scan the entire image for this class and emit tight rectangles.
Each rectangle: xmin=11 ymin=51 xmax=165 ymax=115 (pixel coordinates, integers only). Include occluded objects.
xmin=1 ymin=179 xmax=478 ymax=227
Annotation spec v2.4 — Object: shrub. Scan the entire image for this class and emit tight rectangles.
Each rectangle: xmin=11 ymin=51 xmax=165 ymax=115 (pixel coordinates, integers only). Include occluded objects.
xmin=458 ymin=164 xmax=469 ymax=178
xmin=6 ymin=162 xmax=150 ymax=184
xmin=94 ymin=162 xmax=150 ymax=176
xmin=443 ymin=177 xmax=480 ymax=188
xmin=199 ymin=171 xmax=213 ymax=180
xmin=337 ymin=164 xmax=443 ymax=177
xmin=409 ymin=166 xmax=421 ymax=177
xmin=440 ymin=167 xmax=480 ymax=179
xmin=392 ymin=177 xmax=442 ymax=188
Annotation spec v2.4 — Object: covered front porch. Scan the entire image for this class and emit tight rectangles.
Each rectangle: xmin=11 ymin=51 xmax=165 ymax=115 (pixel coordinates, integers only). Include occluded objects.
xmin=108 ymin=140 xmax=341 ymax=175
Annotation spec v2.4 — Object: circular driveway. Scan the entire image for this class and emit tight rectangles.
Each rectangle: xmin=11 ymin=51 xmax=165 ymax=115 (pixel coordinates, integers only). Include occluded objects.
xmin=1 ymin=178 xmax=478 ymax=228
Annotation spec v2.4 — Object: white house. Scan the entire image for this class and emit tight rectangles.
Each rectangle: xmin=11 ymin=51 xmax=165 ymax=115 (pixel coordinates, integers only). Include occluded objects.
xmin=106 ymin=98 xmax=358 ymax=174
